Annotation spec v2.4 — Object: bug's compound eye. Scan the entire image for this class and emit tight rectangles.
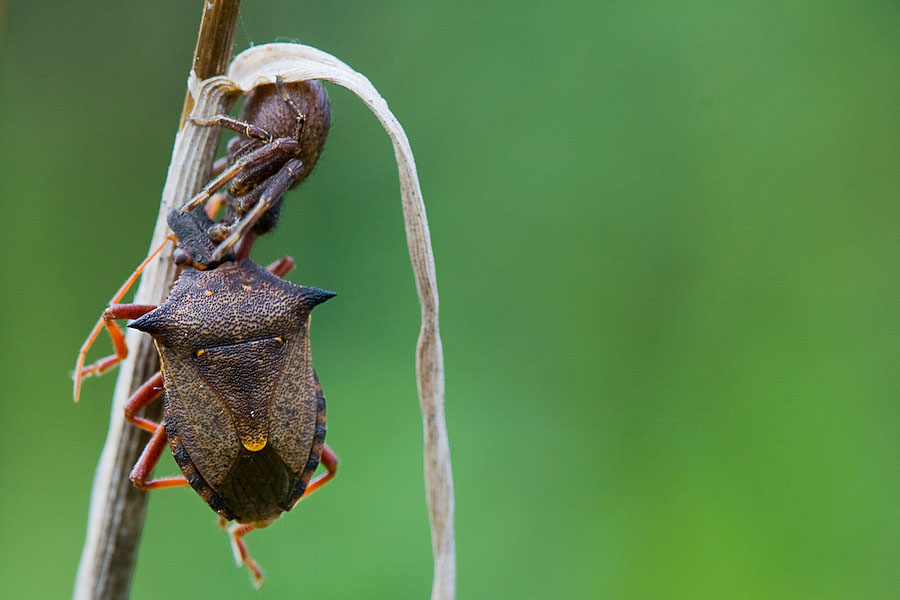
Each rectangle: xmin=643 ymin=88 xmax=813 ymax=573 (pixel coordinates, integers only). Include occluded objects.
xmin=174 ymin=248 xmax=191 ymax=266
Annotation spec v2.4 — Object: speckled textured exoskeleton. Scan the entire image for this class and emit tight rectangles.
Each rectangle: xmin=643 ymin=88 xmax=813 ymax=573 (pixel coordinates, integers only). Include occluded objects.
xmin=130 ymin=259 xmax=335 ymax=525
xmin=74 ymin=209 xmax=338 ymax=588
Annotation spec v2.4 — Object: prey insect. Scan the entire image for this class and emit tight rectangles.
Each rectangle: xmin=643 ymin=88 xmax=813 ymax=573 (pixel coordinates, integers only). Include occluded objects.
xmin=74 ymin=206 xmax=337 ymax=588
xmin=180 ymin=76 xmax=331 ymax=266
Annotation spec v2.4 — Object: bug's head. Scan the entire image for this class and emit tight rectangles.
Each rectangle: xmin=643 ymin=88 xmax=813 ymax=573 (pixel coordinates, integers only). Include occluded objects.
xmin=166 ymin=207 xmax=232 ymax=270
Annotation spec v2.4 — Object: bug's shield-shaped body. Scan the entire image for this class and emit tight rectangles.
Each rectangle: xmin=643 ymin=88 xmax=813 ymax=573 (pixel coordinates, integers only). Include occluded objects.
xmin=130 ymin=259 xmax=334 ymax=527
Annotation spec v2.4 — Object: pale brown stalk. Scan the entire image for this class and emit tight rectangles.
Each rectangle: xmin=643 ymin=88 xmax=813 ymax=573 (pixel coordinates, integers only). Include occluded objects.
xmin=73 ymin=2 xmax=241 ymax=598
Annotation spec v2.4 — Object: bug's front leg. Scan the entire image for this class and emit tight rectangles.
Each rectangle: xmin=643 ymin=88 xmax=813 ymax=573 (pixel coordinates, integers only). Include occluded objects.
xmin=73 ymin=236 xmax=174 ymax=401
xmin=74 ymin=303 xmax=156 ymax=400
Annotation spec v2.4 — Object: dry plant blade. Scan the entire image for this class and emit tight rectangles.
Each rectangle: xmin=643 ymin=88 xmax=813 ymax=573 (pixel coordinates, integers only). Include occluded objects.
xmin=187 ymin=43 xmax=455 ymax=600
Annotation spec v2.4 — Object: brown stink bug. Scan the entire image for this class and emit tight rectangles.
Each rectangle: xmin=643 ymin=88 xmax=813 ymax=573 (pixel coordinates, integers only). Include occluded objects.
xmin=74 ymin=207 xmax=338 ymax=587
xmin=180 ymin=76 xmax=331 ymax=265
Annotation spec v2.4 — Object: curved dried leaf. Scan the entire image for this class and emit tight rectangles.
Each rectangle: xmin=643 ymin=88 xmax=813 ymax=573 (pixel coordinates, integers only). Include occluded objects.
xmin=185 ymin=43 xmax=455 ymax=600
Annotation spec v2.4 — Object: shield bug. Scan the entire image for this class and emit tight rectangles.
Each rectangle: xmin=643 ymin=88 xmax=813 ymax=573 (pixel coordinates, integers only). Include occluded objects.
xmin=180 ymin=76 xmax=331 ymax=265
xmin=74 ymin=207 xmax=338 ymax=587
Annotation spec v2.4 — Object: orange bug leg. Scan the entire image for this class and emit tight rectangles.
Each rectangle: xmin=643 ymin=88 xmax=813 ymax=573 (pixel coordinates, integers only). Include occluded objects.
xmin=73 ymin=236 xmax=175 ymax=401
xmin=123 ymin=371 xmax=164 ymax=433
xmin=297 ymin=443 xmax=338 ymax=503
xmin=227 ymin=523 xmax=266 ymax=589
xmin=129 ymin=422 xmax=188 ymax=490
xmin=74 ymin=303 xmax=157 ymax=393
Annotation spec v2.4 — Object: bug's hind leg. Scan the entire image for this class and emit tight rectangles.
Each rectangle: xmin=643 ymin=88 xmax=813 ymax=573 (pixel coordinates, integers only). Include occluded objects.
xmin=297 ymin=443 xmax=338 ymax=502
xmin=130 ymin=422 xmax=188 ymax=490
xmin=227 ymin=523 xmax=265 ymax=589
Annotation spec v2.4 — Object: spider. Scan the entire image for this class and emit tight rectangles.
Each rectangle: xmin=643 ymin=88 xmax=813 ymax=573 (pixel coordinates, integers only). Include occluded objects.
xmin=181 ymin=76 xmax=331 ymax=264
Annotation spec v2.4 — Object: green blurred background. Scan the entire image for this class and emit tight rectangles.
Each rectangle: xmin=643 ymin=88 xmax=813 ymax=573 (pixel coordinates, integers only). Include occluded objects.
xmin=1 ymin=1 xmax=899 ymax=598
